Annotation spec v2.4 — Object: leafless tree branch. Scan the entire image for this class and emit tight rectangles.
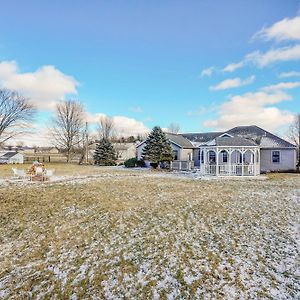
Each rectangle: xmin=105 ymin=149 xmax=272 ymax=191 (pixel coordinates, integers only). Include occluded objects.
xmin=0 ymin=89 xmax=36 ymax=145
xmin=51 ymin=100 xmax=85 ymax=162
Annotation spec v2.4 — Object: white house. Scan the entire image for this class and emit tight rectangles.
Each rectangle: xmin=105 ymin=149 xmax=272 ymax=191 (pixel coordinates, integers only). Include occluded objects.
xmin=136 ymin=125 xmax=297 ymax=176
xmin=0 ymin=151 xmax=24 ymax=164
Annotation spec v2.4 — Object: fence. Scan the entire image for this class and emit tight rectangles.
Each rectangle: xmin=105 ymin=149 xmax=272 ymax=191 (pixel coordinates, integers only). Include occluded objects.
xmin=170 ymin=160 xmax=194 ymax=171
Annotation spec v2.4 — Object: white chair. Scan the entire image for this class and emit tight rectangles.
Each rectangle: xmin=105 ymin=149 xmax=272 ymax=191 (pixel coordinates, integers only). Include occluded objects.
xmin=35 ymin=167 xmax=43 ymax=175
xmin=44 ymin=169 xmax=55 ymax=181
xmin=12 ymin=168 xmax=28 ymax=180
xmin=12 ymin=168 xmax=19 ymax=179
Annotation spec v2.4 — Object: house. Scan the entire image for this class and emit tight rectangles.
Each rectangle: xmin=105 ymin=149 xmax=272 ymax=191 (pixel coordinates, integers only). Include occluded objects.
xmin=35 ymin=147 xmax=60 ymax=154
xmin=0 ymin=152 xmax=24 ymax=164
xmin=113 ymin=142 xmax=139 ymax=162
xmin=136 ymin=125 xmax=297 ymax=175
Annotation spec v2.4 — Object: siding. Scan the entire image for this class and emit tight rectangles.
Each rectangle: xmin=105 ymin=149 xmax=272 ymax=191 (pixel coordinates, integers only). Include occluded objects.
xmin=260 ymin=149 xmax=296 ymax=172
xmin=136 ymin=142 xmax=184 ymax=160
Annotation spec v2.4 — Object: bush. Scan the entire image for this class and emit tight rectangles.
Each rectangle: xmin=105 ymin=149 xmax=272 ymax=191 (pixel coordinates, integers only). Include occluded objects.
xmin=150 ymin=162 xmax=159 ymax=169
xmin=124 ymin=158 xmax=137 ymax=168
xmin=136 ymin=159 xmax=146 ymax=168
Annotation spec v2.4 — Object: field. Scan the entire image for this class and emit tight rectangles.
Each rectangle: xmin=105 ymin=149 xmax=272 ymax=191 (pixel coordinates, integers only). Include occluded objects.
xmin=0 ymin=164 xmax=299 ymax=299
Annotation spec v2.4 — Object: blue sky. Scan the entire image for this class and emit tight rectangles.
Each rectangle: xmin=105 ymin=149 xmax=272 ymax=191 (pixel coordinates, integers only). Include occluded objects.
xmin=0 ymin=0 xmax=300 ymax=144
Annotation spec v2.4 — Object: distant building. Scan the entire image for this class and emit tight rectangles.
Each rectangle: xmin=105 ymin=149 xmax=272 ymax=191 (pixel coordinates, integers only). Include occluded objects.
xmin=0 ymin=152 xmax=24 ymax=164
xmin=35 ymin=147 xmax=60 ymax=154
xmin=113 ymin=142 xmax=139 ymax=162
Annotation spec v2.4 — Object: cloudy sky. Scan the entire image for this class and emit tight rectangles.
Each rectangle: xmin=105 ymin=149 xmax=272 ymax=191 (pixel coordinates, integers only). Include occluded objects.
xmin=0 ymin=0 xmax=300 ymax=145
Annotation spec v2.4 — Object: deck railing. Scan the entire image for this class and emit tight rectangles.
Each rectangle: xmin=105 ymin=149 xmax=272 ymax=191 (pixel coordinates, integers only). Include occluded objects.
xmin=170 ymin=160 xmax=194 ymax=171
xmin=203 ymin=163 xmax=257 ymax=176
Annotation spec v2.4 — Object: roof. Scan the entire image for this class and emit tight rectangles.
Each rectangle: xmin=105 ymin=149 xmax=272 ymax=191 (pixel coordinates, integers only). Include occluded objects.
xmin=181 ymin=132 xmax=223 ymax=144
xmin=214 ymin=136 xmax=258 ymax=147
xmin=226 ymin=125 xmax=295 ymax=148
xmin=113 ymin=143 xmax=136 ymax=151
xmin=165 ymin=133 xmax=194 ymax=148
xmin=1 ymin=151 xmax=20 ymax=159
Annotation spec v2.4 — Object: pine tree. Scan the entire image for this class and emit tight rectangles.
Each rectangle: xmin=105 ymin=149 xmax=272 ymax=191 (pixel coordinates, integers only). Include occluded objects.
xmin=94 ymin=138 xmax=117 ymax=166
xmin=142 ymin=126 xmax=173 ymax=167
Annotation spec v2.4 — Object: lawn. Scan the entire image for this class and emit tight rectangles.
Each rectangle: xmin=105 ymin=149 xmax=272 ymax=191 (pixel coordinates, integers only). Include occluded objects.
xmin=0 ymin=164 xmax=299 ymax=299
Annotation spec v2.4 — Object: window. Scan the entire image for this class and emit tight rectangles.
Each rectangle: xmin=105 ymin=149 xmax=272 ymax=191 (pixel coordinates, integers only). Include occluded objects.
xmin=201 ymin=151 xmax=204 ymax=163
xmin=221 ymin=150 xmax=228 ymax=163
xmin=272 ymin=151 xmax=280 ymax=163
xmin=173 ymin=150 xmax=178 ymax=160
xmin=208 ymin=151 xmax=216 ymax=164
xmin=237 ymin=152 xmax=245 ymax=164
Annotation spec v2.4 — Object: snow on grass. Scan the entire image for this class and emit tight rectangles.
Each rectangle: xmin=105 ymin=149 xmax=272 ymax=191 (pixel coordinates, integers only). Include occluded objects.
xmin=0 ymin=167 xmax=299 ymax=299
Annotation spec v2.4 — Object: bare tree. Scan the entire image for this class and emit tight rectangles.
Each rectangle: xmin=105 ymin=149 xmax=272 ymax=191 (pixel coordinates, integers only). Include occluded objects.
xmin=0 ymin=89 xmax=36 ymax=145
xmin=289 ymin=113 xmax=300 ymax=167
xmin=51 ymin=100 xmax=85 ymax=163
xmin=168 ymin=122 xmax=180 ymax=134
xmin=97 ymin=116 xmax=115 ymax=140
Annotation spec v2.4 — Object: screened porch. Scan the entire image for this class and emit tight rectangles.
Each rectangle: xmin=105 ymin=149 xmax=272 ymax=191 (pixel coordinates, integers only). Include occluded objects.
xmin=198 ymin=146 xmax=260 ymax=176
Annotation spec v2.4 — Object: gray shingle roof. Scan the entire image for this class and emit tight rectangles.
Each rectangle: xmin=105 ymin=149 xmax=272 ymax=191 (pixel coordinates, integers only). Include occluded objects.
xmin=1 ymin=151 xmax=19 ymax=158
xmin=215 ymin=136 xmax=258 ymax=147
xmin=181 ymin=132 xmax=223 ymax=144
xmin=165 ymin=133 xmax=194 ymax=148
xmin=226 ymin=125 xmax=295 ymax=148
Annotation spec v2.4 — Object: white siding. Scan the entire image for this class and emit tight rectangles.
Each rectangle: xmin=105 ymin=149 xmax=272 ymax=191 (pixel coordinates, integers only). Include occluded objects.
xmin=260 ymin=149 xmax=296 ymax=172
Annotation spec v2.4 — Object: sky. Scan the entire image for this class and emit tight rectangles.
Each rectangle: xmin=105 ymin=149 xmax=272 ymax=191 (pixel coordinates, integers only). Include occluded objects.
xmin=0 ymin=0 xmax=300 ymax=145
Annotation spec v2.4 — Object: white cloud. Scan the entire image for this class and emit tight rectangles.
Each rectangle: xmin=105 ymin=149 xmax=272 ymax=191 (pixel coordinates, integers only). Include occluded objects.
xmin=0 ymin=60 xmax=78 ymax=110
xmin=86 ymin=113 xmax=149 ymax=137
xmin=279 ymin=71 xmax=300 ymax=78
xmin=204 ymin=91 xmax=294 ymax=132
xmin=200 ymin=67 xmax=214 ymax=77
xmin=210 ymin=75 xmax=255 ymax=91
xmin=261 ymin=81 xmax=300 ymax=92
xmin=247 ymin=44 xmax=300 ymax=67
xmin=223 ymin=44 xmax=300 ymax=71
xmin=254 ymin=15 xmax=300 ymax=42
xmin=222 ymin=61 xmax=245 ymax=73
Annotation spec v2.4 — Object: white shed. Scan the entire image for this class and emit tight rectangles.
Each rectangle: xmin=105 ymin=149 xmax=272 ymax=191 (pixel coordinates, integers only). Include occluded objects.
xmin=0 ymin=152 xmax=24 ymax=164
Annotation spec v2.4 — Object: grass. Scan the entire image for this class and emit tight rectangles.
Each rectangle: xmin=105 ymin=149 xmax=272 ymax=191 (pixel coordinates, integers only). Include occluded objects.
xmin=0 ymin=164 xmax=299 ymax=299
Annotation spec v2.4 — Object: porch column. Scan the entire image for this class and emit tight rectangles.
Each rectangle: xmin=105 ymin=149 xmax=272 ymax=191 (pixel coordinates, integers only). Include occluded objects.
xmin=228 ymin=149 xmax=232 ymax=176
xmin=254 ymin=150 xmax=257 ymax=175
xmin=203 ymin=148 xmax=207 ymax=175
xmin=216 ymin=147 xmax=219 ymax=176
xmin=242 ymin=148 xmax=244 ymax=176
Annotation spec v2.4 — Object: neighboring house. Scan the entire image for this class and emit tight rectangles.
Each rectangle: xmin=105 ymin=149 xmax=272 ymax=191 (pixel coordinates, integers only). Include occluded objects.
xmin=136 ymin=125 xmax=297 ymax=176
xmin=0 ymin=152 xmax=24 ymax=164
xmin=35 ymin=147 xmax=60 ymax=154
xmin=113 ymin=142 xmax=139 ymax=162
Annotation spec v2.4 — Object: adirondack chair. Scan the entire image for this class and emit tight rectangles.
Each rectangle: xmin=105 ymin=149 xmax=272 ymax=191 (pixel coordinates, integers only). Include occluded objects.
xmin=44 ymin=169 xmax=55 ymax=181
xmin=12 ymin=168 xmax=28 ymax=180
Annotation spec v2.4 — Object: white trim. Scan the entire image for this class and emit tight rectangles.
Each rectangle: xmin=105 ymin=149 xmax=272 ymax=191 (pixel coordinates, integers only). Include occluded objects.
xmin=218 ymin=133 xmax=234 ymax=138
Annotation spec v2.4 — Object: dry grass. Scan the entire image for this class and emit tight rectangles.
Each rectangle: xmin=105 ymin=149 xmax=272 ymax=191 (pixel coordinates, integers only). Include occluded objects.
xmin=0 ymin=165 xmax=299 ymax=299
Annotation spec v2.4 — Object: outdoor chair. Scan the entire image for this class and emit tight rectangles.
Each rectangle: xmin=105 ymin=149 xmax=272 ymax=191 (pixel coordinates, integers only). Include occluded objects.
xmin=12 ymin=168 xmax=28 ymax=180
xmin=44 ymin=169 xmax=55 ymax=181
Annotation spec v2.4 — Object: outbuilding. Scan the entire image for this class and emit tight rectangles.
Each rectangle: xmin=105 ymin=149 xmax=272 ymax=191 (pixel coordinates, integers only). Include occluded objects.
xmin=0 ymin=152 xmax=24 ymax=164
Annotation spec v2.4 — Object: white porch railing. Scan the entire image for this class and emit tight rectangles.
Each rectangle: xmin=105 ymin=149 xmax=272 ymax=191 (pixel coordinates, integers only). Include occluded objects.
xmin=203 ymin=163 xmax=258 ymax=176
xmin=170 ymin=160 xmax=194 ymax=171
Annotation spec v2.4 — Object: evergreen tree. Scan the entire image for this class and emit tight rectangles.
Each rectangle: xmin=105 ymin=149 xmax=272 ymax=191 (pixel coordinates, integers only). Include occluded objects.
xmin=94 ymin=138 xmax=117 ymax=166
xmin=142 ymin=126 xmax=173 ymax=167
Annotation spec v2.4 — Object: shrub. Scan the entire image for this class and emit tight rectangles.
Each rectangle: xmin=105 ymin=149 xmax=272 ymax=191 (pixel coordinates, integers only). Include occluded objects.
xmin=136 ymin=159 xmax=146 ymax=168
xmin=124 ymin=158 xmax=137 ymax=168
xmin=150 ymin=162 xmax=159 ymax=169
